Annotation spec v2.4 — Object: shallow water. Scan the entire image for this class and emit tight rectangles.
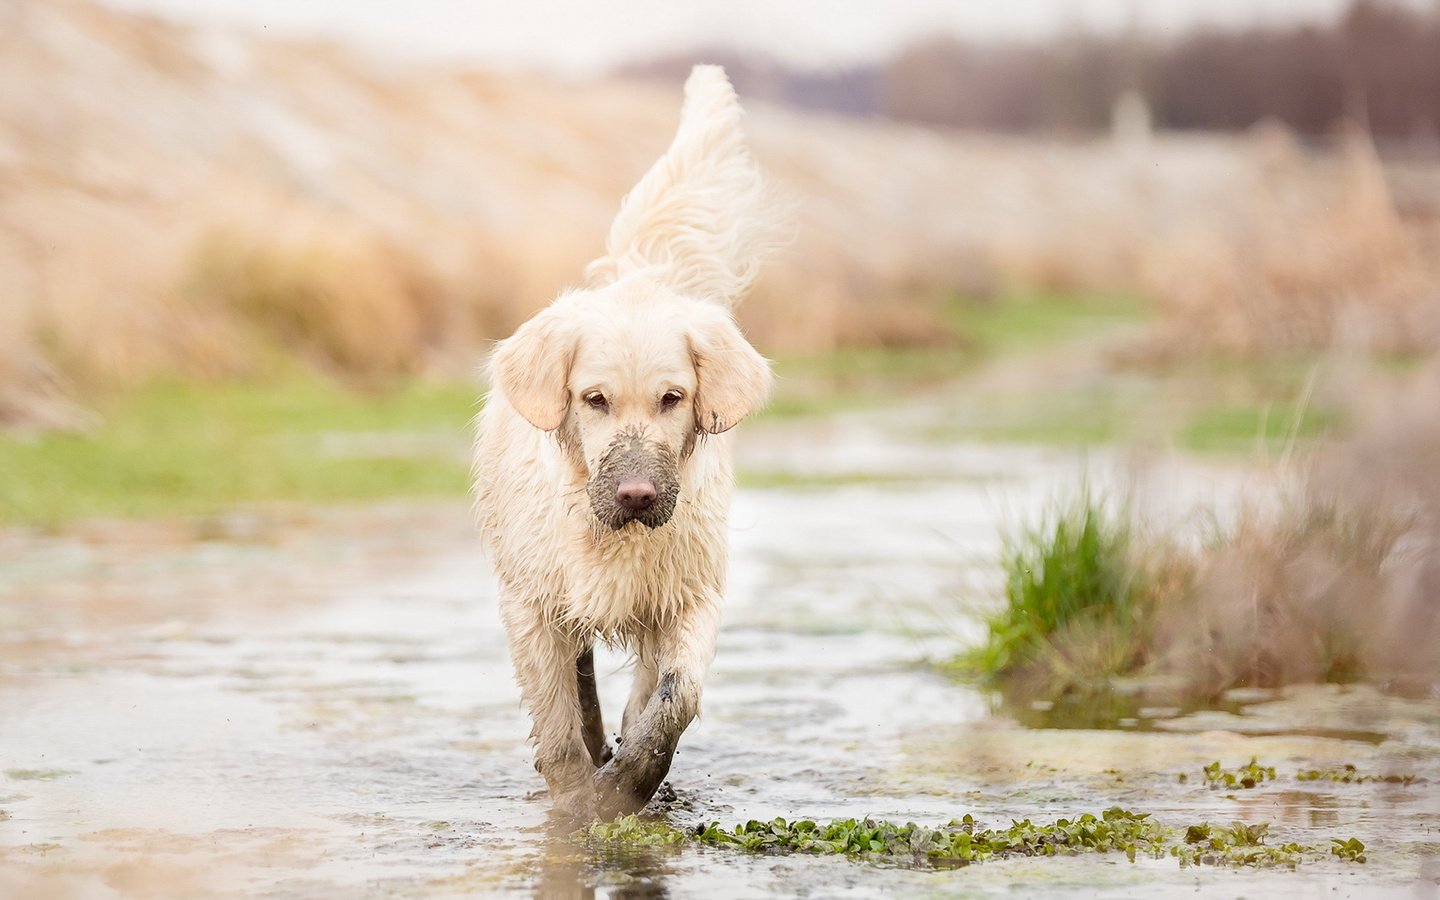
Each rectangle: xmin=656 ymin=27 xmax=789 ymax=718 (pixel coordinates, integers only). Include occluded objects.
xmin=1 ymin=423 xmax=1437 ymax=898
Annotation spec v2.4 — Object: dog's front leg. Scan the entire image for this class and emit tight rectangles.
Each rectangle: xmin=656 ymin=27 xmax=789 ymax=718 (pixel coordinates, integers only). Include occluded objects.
xmin=594 ymin=602 xmax=719 ymax=817
xmin=621 ymin=652 xmax=659 ymax=736
xmin=501 ymin=599 xmax=598 ymax=819
xmin=576 ymin=645 xmax=613 ymax=767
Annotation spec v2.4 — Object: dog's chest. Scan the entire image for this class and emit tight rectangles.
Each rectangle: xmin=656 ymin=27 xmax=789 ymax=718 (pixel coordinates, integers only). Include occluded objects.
xmin=563 ymin=515 xmax=724 ymax=634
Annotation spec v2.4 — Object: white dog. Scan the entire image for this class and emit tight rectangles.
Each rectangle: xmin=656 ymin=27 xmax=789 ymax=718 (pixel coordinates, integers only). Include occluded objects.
xmin=473 ymin=66 xmax=775 ymax=820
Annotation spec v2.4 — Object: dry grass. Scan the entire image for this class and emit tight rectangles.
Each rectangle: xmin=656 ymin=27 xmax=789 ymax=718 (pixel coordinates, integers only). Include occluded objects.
xmin=1138 ymin=127 xmax=1440 ymax=358
xmin=1149 ymin=357 xmax=1440 ymax=695
xmin=181 ymin=231 xmax=431 ymax=377
xmin=1153 ymin=356 xmax=1440 ymax=694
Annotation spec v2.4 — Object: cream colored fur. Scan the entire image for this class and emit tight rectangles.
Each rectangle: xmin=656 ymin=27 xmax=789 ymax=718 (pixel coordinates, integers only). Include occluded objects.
xmin=472 ymin=66 xmax=774 ymax=818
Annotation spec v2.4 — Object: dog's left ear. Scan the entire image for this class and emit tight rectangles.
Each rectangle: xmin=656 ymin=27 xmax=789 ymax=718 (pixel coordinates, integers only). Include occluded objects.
xmin=689 ymin=306 xmax=772 ymax=435
xmin=489 ymin=306 xmax=576 ymax=432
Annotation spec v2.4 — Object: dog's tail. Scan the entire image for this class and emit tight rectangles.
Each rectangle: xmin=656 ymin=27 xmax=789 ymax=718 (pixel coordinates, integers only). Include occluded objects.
xmin=584 ymin=65 xmax=779 ymax=310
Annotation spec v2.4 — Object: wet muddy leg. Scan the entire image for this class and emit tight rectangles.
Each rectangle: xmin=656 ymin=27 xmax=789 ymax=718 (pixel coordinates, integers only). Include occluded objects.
xmin=593 ymin=670 xmax=695 ymax=818
xmin=500 ymin=599 xmax=597 ymax=819
xmin=592 ymin=604 xmax=717 ymax=818
xmin=576 ymin=646 xmax=613 ymax=767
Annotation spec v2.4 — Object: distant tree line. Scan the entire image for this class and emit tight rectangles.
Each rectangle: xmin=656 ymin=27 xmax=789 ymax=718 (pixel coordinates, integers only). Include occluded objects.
xmin=619 ymin=0 xmax=1440 ymax=141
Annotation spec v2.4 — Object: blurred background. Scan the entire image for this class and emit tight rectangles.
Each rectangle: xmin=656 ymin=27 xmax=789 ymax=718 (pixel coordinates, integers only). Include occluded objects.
xmin=3 ymin=0 xmax=1439 ymax=438
xmin=2 ymin=0 xmax=1439 ymax=895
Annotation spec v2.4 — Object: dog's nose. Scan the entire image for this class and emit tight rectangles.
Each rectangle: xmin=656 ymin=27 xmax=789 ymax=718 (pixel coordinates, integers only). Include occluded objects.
xmin=616 ymin=478 xmax=657 ymax=512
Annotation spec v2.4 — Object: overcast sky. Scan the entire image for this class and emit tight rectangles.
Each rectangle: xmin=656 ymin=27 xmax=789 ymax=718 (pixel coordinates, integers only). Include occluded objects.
xmin=99 ymin=0 xmax=1358 ymax=76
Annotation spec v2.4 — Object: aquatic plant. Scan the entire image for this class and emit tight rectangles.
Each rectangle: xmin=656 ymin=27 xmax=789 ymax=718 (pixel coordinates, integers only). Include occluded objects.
xmin=1296 ymin=765 xmax=1420 ymax=786
xmin=1179 ymin=759 xmax=1421 ymax=790
xmin=1331 ymin=837 xmax=1367 ymax=863
xmin=1172 ymin=822 xmax=1308 ymax=868
xmin=1201 ymin=759 xmax=1277 ymax=790
xmin=690 ymin=809 xmax=1172 ymax=865
xmin=3 ymin=768 xmax=76 ymax=781
xmin=582 ymin=816 xmax=690 ymax=848
xmin=581 ymin=808 xmax=1365 ymax=870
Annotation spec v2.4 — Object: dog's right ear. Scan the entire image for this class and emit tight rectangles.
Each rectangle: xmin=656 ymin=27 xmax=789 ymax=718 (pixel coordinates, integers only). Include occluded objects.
xmin=488 ymin=307 xmax=575 ymax=432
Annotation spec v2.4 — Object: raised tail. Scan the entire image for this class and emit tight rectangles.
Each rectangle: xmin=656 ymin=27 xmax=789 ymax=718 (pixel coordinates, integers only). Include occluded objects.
xmin=584 ymin=65 xmax=779 ymax=309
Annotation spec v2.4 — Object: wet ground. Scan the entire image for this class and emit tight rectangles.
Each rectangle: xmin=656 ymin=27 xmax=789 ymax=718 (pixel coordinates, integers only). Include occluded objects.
xmin=2 ymin=416 xmax=1438 ymax=898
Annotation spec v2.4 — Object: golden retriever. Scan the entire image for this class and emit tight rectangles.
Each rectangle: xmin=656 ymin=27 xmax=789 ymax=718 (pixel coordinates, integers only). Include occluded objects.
xmin=472 ymin=65 xmax=775 ymax=819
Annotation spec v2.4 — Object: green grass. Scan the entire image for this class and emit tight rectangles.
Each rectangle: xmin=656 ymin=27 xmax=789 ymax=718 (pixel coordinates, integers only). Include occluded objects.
xmin=761 ymin=291 xmax=1146 ymax=420
xmin=0 ymin=375 xmax=478 ymax=526
xmin=963 ymin=491 xmax=1143 ymax=681
xmin=736 ymin=470 xmax=936 ymax=490
xmin=954 ymin=291 xmax=1147 ymax=354
xmin=937 ymin=392 xmax=1339 ymax=454
xmin=760 ymin=291 xmax=1349 ymax=458
xmin=925 ymin=354 xmax=1346 ymax=455
xmin=1179 ymin=404 xmax=1340 ymax=453
xmin=951 ymin=489 xmax=1196 ymax=694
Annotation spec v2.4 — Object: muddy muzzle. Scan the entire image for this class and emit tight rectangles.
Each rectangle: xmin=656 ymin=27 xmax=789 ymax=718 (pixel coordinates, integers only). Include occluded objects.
xmin=587 ymin=433 xmax=680 ymax=530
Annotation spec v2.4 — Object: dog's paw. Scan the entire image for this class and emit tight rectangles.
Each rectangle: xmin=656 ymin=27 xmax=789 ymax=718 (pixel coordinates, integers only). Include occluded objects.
xmin=592 ymin=760 xmax=640 ymax=820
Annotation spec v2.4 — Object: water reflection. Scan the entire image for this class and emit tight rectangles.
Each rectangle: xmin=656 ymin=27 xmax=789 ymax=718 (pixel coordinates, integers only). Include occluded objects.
xmin=1233 ymin=789 xmax=1344 ymax=828
xmin=530 ymin=817 xmax=674 ymax=900
xmin=989 ymin=681 xmax=1390 ymax=743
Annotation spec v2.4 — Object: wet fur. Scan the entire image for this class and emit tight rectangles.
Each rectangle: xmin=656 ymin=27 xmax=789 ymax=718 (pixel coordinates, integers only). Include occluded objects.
xmin=472 ymin=66 xmax=774 ymax=819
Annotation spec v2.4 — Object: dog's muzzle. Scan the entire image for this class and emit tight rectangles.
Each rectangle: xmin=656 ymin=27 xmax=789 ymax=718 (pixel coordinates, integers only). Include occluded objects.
xmin=587 ymin=433 xmax=680 ymax=530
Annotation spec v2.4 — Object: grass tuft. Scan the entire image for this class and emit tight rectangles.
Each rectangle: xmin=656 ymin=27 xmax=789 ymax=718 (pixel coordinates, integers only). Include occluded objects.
xmin=957 ymin=489 xmax=1189 ymax=693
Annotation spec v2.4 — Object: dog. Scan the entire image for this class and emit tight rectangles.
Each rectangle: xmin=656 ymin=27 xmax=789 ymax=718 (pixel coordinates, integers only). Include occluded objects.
xmin=472 ymin=65 xmax=775 ymax=820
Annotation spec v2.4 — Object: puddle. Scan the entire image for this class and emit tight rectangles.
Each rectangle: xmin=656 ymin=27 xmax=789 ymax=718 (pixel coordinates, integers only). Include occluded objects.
xmin=1 ymin=424 xmax=1437 ymax=896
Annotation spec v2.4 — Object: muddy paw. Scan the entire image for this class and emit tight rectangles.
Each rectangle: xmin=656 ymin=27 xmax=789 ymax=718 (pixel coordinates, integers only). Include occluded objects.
xmin=592 ymin=760 xmax=646 ymax=820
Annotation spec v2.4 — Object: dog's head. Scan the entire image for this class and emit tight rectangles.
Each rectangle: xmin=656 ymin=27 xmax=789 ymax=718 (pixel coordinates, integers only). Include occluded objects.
xmin=489 ymin=276 xmax=770 ymax=531
xmin=487 ymin=66 xmax=776 ymax=531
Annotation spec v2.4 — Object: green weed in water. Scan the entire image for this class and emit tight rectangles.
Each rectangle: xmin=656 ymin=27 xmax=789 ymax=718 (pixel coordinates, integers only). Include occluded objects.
xmin=1186 ymin=760 xmax=1420 ymax=788
xmin=582 ymin=809 xmax=1364 ymax=870
xmin=4 ymin=768 xmax=76 ymax=781
xmin=1201 ymin=758 xmax=1278 ymax=790
xmin=1331 ymin=837 xmax=1367 ymax=863
xmin=1172 ymin=822 xmax=1309 ymax=868
xmin=1296 ymin=765 xmax=1420 ymax=785
xmin=580 ymin=816 xmax=690 ymax=848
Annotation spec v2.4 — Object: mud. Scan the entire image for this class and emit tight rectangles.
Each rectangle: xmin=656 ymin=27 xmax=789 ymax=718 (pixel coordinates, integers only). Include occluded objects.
xmin=1 ymin=425 xmax=1437 ymax=898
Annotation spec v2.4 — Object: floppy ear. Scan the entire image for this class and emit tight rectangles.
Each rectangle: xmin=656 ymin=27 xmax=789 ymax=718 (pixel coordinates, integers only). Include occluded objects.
xmin=488 ymin=307 xmax=575 ymax=432
xmin=689 ymin=307 xmax=772 ymax=435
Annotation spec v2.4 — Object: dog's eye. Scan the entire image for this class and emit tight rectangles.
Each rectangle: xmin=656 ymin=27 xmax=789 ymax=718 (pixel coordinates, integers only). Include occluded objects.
xmin=660 ymin=390 xmax=684 ymax=410
xmin=584 ymin=392 xmax=609 ymax=411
